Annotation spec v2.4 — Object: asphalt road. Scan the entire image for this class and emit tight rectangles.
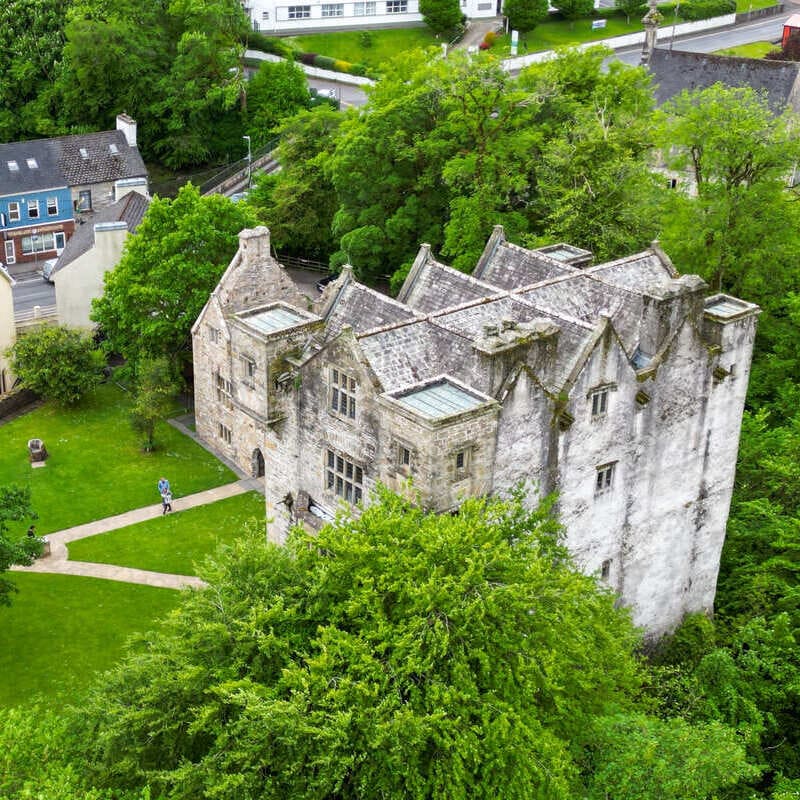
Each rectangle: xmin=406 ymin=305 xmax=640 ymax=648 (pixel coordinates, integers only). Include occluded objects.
xmin=308 ymin=76 xmax=370 ymax=108
xmin=12 ymin=273 xmax=56 ymax=315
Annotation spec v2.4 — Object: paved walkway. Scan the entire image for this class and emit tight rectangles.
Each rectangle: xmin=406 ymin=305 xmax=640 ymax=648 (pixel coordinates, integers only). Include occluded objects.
xmin=12 ymin=477 xmax=264 ymax=590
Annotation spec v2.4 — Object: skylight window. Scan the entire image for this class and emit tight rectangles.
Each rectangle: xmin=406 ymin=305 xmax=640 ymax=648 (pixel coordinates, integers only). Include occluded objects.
xmin=109 ymin=143 xmax=119 ymax=155
xmin=7 ymin=161 xmax=19 ymax=171
xmin=79 ymin=148 xmax=89 ymax=159
xmin=26 ymin=158 xmax=38 ymax=169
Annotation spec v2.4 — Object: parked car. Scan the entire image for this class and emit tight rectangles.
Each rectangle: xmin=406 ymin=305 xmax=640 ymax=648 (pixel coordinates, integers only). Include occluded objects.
xmin=41 ymin=258 xmax=58 ymax=283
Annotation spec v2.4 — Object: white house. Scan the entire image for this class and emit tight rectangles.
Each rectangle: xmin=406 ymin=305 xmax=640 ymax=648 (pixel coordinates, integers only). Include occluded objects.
xmin=244 ymin=0 xmax=498 ymax=34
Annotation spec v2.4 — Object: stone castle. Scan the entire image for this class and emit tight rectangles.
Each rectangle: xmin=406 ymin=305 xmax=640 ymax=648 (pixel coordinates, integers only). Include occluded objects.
xmin=192 ymin=226 xmax=759 ymax=636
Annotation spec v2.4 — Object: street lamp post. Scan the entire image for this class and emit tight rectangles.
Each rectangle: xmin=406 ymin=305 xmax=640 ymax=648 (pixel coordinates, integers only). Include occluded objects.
xmin=243 ymin=134 xmax=252 ymax=190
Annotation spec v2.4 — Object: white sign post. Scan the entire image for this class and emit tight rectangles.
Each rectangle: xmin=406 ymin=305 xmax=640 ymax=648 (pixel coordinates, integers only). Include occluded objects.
xmin=510 ymin=29 xmax=519 ymax=56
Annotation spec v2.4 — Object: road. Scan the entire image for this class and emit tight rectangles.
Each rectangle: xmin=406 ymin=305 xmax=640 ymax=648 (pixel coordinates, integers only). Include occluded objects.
xmin=12 ymin=273 xmax=55 ymax=315
xmin=615 ymin=12 xmax=788 ymax=64
xmin=308 ymin=77 xmax=369 ymax=108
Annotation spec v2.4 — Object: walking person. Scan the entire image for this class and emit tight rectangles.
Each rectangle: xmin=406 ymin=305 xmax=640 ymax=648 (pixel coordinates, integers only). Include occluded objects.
xmin=161 ymin=488 xmax=173 ymax=515
xmin=157 ymin=476 xmax=170 ymax=496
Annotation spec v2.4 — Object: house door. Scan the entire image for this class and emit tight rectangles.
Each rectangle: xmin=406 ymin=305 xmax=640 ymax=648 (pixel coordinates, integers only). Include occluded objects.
xmin=252 ymin=448 xmax=265 ymax=478
xmin=54 ymin=232 xmax=66 ymax=254
xmin=4 ymin=240 xmax=15 ymax=264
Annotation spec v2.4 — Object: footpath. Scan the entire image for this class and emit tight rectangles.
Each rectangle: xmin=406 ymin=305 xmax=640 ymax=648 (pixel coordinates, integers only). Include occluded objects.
xmin=13 ymin=477 xmax=263 ymax=590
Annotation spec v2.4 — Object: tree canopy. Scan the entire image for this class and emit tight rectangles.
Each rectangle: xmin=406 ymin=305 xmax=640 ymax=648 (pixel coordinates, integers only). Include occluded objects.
xmin=0 ymin=486 xmax=40 ymax=605
xmin=91 ymin=184 xmax=257 ymax=370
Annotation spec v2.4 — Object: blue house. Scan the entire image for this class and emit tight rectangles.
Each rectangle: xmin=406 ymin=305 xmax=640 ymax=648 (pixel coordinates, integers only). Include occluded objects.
xmin=1 ymin=114 xmax=148 ymax=269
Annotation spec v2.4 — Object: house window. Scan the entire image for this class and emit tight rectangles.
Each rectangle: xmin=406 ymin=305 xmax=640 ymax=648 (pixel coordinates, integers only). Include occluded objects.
xmin=454 ymin=447 xmax=471 ymax=478
xmin=208 ymin=326 xmax=221 ymax=344
xmin=322 ymin=3 xmax=343 ymax=14
xmin=215 ymin=372 xmax=233 ymax=408
xmin=326 ymin=449 xmax=363 ymax=504
xmin=47 ymin=197 xmax=58 ymax=216
xmin=8 ymin=202 xmax=20 ymax=222
xmin=288 ymin=5 xmax=310 ymax=17
xmin=595 ymin=463 xmax=616 ymax=495
xmin=601 ymin=559 xmax=612 ymax=580
xmin=4 ymin=241 xmax=15 ymax=265
xmin=54 ymin=232 xmax=65 ymax=251
xmin=218 ymin=423 xmax=232 ymax=444
xmin=21 ymin=233 xmax=55 ymax=254
xmin=240 ymin=354 xmax=256 ymax=385
xmin=386 ymin=0 xmax=407 ymax=10
xmin=668 ymin=178 xmax=678 ymax=189
xmin=396 ymin=443 xmax=412 ymax=470
xmin=27 ymin=200 xmax=39 ymax=219
xmin=76 ymin=190 xmax=92 ymax=211
xmin=262 ymin=9 xmax=270 ymax=18
xmin=354 ymin=1 xmax=376 ymax=12
xmin=590 ymin=387 xmax=608 ymax=417
xmin=330 ymin=367 xmax=356 ymax=419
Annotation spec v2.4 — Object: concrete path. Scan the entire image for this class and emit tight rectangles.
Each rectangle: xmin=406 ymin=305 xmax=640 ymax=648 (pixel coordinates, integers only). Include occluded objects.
xmin=455 ymin=17 xmax=504 ymax=51
xmin=13 ymin=478 xmax=264 ymax=590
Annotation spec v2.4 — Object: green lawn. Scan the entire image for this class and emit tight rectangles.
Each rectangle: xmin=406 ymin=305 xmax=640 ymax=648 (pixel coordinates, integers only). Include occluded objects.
xmin=0 ymin=573 xmax=181 ymax=707
xmin=0 ymin=383 xmax=236 ymax=537
xmin=715 ymin=41 xmax=776 ymax=57
xmin=286 ymin=27 xmax=440 ymax=68
xmin=68 ymin=492 xmax=265 ymax=575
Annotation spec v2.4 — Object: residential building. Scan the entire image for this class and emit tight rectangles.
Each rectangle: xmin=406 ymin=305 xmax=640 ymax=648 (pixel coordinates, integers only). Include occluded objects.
xmin=0 ymin=114 xmax=148 ymax=268
xmin=0 ymin=266 xmax=14 ymax=395
xmin=51 ymin=190 xmax=150 ymax=329
xmin=243 ymin=0 xmax=497 ymax=33
xmin=192 ymin=225 xmax=759 ymax=637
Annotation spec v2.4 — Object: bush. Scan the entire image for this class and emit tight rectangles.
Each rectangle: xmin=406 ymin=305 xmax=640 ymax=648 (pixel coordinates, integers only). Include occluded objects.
xmin=299 ymin=51 xmax=317 ymax=65
xmin=479 ymin=40 xmax=491 ymax=50
xmin=359 ymin=29 xmax=373 ymax=48
xmin=313 ymin=54 xmax=337 ymax=71
xmin=484 ymin=30 xmax=497 ymax=45
xmin=245 ymin=31 xmax=291 ymax=57
xmin=333 ymin=59 xmax=351 ymax=72
xmin=678 ymin=0 xmax=735 ymax=19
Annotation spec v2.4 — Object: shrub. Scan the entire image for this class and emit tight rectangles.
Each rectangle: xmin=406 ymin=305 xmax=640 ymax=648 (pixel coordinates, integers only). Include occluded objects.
xmin=484 ymin=30 xmax=497 ymax=45
xmin=333 ymin=59 xmax=351 ymax=72
xmin=313 ymin=54 xmax=337 ymax=71
xmin=350 ymin=62 xmax=370 ymax=76
xmin=245 ymin=31 xmax=291 ymax=57
xmin=299 ymin=51 xmax=317 ymax=65
xmin=479 ymin=40 xmax=491 ymax=49
xmin=678 ymin=0 xmax=735 ymax=19
xmin=359 ymin=29 xmax=373 ymax=48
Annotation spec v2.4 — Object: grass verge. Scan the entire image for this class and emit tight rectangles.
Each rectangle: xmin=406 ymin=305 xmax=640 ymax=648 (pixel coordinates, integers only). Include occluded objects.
xmin=715 ymin=41 xmax=776 ymax=57
xmin=0 ymin=383 xmax=236 ymax=537
xmin=0 ymin=573 xmax=181 ymax=707
xmin=68 ymin=492 xmax=265 ymax=575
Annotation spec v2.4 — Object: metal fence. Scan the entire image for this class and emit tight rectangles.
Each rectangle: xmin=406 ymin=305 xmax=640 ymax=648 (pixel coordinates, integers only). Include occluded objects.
xmin=198 ymin=138 xmax=280 ymax=196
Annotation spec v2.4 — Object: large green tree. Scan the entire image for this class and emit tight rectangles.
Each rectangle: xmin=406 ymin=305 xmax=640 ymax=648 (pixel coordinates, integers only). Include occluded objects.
xmin=69 ymin=489 xmax=645 ymax=799
xmin=503 ymin=0 xmax=550 ymax=32
xmin=419 ymin=0 xmax=464 ymax=35
xmin=6 ymin=326 xmax=105 ymax=405
xmin=91 ymin=184 xmax=256 ymax=370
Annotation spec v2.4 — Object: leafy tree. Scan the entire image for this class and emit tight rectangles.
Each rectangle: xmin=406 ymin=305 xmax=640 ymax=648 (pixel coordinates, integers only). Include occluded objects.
xmin=0 ymin=0 xmax=70 ymax=141
xmin=615 ymin=0 xmax=645 ymax=23
xmin=6 ymin=326 xmax=105 ymax=405
xmin=244 ymin=59 xmax=310 ymax=149
xmin=248 ymin=106 xmax=343 ymax=261
xmin=503 ymin=0 xmax=549 ymax=33
xmin=130 ymin=358 xmax=181 ymax=452
xmin=582 ymin=714 xmax=757 ymax=799
xmin=419 ymin=0 xmax=464 ymax=35
xmin=92 ymin=184 xmax=257 ymax=371
xmin=69 ymin=489 xmax=644 ymax=799
xmin=553 ymin=0 xmax=595 ymax=22
xmin=0 ymin=485 xmax=40 ymax=605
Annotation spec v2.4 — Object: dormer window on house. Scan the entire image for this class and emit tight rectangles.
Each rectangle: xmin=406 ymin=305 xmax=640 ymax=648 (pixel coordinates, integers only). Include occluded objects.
xmin=330 ymin=368 xmax=356 ymax=419
xmin=26 ymin=158 xmax=38 ymax=169
xmin=7 ymin=161 xmax=18 ymax=172
xmin=8 ymin=202 xmax=20 ymax=222
xmin=27 ymin=200 xmax=39 ymax=219
xmin=326 ymin=449 xmax=363 ymax=504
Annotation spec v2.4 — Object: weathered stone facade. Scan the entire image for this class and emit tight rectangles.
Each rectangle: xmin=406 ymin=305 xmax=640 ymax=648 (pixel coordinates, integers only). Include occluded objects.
xmin=192 ymin=226 xmax=759 ymax=637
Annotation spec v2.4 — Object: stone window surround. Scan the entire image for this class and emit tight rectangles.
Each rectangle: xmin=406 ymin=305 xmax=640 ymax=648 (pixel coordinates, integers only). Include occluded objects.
xmin=329 ymin=366 xmax=357 ymax=421
xmin=208 ymin=325 xmax=221 ymax=344
xmin=326 ymin=448 xmax=364 ymax=504
xmin=218 ymin=422 xmax=232 ymax=444
xmin=451 ymin=442 xmax=475 ymax=480
xmin=215 ymin=371 xmax=233 ymax=408
xmin=394 ymin=438 xmax=415 ymax=474
xmin=588 ymin=382 xmax=616 ymax=417
xmin=239 ymin=353 xmax=256 ymax=387
xmin=595 ymin=462 xmax=616 ymax=495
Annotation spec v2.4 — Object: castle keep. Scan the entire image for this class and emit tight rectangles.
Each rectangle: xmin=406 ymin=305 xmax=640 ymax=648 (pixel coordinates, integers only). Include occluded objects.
xmin=192 ymin=226 xmax=758 ymax=636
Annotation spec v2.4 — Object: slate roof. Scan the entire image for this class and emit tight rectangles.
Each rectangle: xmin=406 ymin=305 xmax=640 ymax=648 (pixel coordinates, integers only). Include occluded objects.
xmin=588 ymin=250 xmax=675 ymax=293
xmin=0 ymin=130 xmax=147 ymax=198
xmin=648 ymin=48 xmax=800 ymax=114
xmin=324 ymin=280 xmax=420 ymax=340
xmin=50 ymin=191 xmax=149 ymax=275
xmin=473 ymin=239 xmax=576 ymax=289
xmin=398 ymin=254 xmax=501 ymax=314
